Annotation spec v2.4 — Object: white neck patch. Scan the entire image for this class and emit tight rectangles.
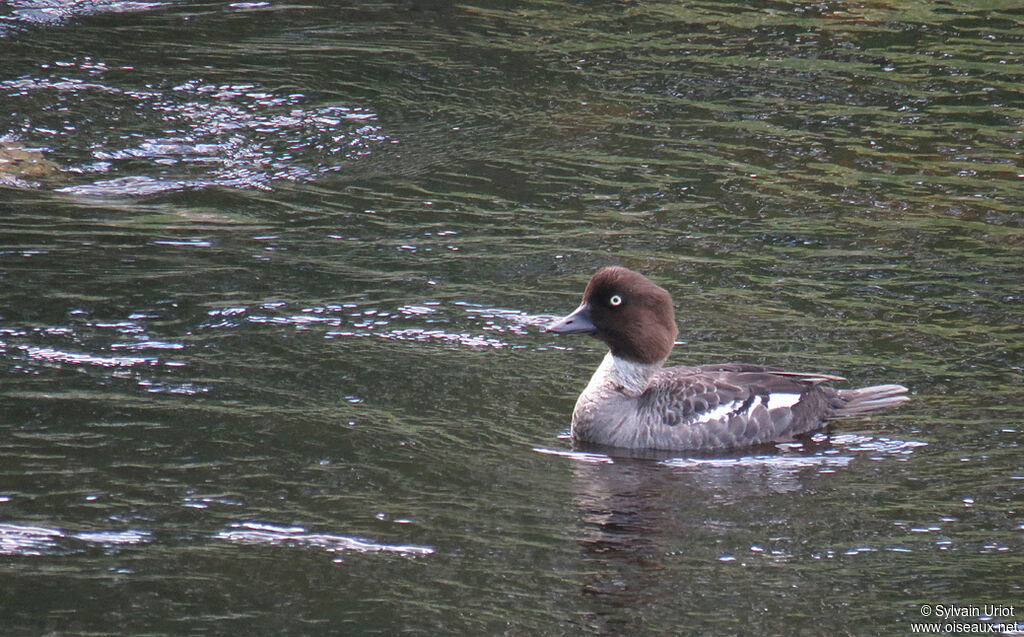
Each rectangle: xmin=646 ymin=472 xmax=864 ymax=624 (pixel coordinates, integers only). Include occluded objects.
xmin=588 ymin=352 xmax=660 ymax=396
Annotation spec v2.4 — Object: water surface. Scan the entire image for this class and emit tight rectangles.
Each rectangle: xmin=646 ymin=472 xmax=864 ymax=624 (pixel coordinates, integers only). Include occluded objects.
xmin=1 ymin=0 xmax=1021 ymax=633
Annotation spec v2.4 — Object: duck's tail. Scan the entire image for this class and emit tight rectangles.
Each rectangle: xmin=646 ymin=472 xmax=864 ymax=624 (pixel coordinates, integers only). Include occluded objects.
xmin=831 ymin=384 xmax=910 ymax=418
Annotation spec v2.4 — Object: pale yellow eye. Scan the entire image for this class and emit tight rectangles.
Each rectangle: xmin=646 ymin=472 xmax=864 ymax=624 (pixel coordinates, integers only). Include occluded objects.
xmin=609 ymin=294 xmax=623 ymax=306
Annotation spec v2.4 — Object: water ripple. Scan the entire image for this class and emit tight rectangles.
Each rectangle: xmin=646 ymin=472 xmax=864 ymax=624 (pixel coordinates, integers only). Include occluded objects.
xmin=2 ymin=68 xmax=392 ymax=194
xmin=206 ymin=300 xmax=545 ymax=350
xmin=0 ymin=0 xmax=166 ymax=33
xmin=0 ymin=522 xmax=152 ymax=556
xmin=22 ymin=345 xmax=157 ymax=368
xmin=536 ymin=433 xmax=927 ymax=469
xmin=215 ymin=521 xmax=433 ymax=557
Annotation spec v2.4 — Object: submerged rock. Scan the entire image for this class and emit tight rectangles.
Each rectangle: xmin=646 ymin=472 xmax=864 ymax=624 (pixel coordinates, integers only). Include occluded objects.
xmin=0 ymin=143 xmax=63 ymax=188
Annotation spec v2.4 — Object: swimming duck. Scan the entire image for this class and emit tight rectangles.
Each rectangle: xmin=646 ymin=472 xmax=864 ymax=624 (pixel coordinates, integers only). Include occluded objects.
xmin=547 ymin=266 xmax=909 ymax=451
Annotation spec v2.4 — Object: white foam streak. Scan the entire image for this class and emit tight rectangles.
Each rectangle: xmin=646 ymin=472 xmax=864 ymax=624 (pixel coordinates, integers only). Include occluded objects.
xmin=215 ymin=521 xmax=433 ymax=556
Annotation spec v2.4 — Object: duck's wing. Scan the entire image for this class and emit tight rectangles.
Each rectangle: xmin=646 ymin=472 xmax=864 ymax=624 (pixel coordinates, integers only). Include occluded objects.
xmin=691 ymin=363 xmax=846 ymax=384
xmin=639 ymin=370 xmax=760 ymax=428
xmin=637 ymin=366 xmax=841 ymax=449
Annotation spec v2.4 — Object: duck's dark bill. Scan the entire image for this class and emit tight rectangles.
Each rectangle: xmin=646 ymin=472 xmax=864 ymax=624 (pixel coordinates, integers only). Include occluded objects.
xmin=547 ymin=304 xmax=596 ymax=334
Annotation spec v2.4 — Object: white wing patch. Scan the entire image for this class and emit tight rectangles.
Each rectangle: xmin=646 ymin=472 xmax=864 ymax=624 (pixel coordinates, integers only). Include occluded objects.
xmin=690 ymin=401 xmax=744 ymax=425
xmin=687 ymin=393 xmax=802 ymax=426
xmin=766 ymin=393 xmax=801 ymax=410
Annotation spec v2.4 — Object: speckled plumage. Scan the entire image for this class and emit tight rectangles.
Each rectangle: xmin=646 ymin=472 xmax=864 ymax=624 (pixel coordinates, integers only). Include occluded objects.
xmin=549 ymin=267 xmax=909 ymax=452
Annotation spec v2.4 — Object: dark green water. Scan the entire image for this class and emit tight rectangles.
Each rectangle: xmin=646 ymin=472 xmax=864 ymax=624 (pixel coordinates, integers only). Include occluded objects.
xmin=1 ymin=0 xmax=1021 ymax=634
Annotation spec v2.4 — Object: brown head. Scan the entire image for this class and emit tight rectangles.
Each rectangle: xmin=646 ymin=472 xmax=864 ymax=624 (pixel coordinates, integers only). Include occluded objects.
xmin=547 ymin=266 xmax=679 ymax=364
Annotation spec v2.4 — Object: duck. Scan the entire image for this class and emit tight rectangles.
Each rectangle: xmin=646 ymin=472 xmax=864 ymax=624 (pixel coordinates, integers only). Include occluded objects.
xmin=547 ymin=266 xmax=909 ymax=451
